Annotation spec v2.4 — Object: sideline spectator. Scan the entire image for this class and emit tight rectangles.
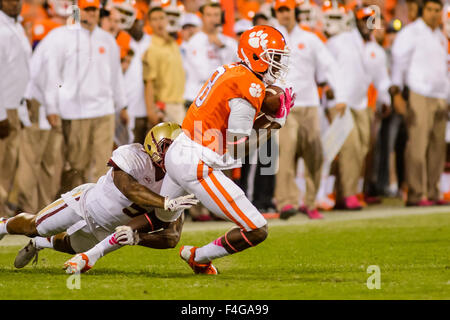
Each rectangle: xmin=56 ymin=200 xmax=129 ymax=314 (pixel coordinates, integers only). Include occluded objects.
xmin=42 ymin=0 xmax=128 ymax=193
xmin=142 ymin=6 xmax=186 ymax=126
xmin=327 ymin=6 xmax=392 ymax=210
xmin=6 ymin=0 xmax=67 ymax=214
xmin=390 ymin=0 xmax=448 ymax=206
xmin=273 ymin=0 xmax=345 ymax=219
xmin=179 ymin=12 xmax=202 ymax=109
xmin=0 ymin=0 xmax=32 ymax=216
xmin=124 ymin=10 xmax=151 ymax=144
xmin=183 ymin=1 xmax=237 ymax=106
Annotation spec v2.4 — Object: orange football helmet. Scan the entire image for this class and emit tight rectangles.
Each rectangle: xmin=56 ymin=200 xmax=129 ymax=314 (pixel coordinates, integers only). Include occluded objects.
xmin=238 ymin=25 xmax=290 ymax=84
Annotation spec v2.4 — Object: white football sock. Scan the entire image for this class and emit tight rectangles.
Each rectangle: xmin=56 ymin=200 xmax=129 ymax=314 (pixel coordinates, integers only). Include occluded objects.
xmin=0 ymin=219 xmax=9 ymax=236
xmin=194 ymin=238 xmax=229 ymax=263
xmin=34 ymin=236 xmax=53 ymax=249
xmin=84 ymin=233 xmax=123 ymax=265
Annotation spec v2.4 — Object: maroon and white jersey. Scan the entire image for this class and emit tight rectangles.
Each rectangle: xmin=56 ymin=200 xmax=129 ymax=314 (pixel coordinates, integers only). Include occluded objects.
xmin=84 ymin=143 xmax=163 ymax=232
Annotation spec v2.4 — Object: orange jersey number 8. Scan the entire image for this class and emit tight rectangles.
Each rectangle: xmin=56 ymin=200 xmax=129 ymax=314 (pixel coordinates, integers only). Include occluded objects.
xmin=195 ymin=65 xmax=227 ymax=108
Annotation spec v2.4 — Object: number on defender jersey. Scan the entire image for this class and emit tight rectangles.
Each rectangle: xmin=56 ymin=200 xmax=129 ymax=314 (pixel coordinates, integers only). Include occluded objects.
xmin=195 ymin=65 xmax=228 ymax=107
xmin=122 ymin=203 xmax=149 ymax=218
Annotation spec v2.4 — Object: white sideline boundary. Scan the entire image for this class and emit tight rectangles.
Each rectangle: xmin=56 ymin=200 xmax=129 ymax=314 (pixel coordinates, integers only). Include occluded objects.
xmin=1 ymin=206 xmax=449 ymax=247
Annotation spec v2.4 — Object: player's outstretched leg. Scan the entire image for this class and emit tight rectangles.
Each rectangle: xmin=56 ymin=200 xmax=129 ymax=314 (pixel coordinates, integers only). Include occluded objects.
xmin=180 ymin=224 xmax=268 ymax=275
xmin=1 ymin=196 xmax=82 ymax=242
xmin=0 ymin=213 xmax=39 ymax=240
xmin=63 ymin=232 xmax=122 ymax=274
xmin=64 ymin=213 xmax=184 ymax=274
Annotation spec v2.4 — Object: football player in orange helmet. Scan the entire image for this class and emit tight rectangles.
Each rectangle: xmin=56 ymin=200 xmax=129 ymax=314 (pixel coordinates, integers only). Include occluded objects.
xmin=321 ymin=0 xmax=347 ymax=38
xmin=153 ymin=25 xmax=296 ymax=275
xmin=237 ymin=25 xmax=291 ymax=86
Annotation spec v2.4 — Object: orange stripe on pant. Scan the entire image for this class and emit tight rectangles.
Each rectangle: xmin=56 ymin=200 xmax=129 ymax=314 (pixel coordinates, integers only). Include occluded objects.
xmin=209 ymin=172 xmax=258 ymax=230
xmin=196 ymin=161 xmax=245 ymax=229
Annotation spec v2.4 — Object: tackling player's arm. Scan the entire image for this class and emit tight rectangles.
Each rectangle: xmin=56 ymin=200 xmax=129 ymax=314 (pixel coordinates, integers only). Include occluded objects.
xmin=127 ymin=213 xmax=184 ymax=249
xmin=113 ymin=168 xmax=166 ymax=209
xmin=111 ymin=211 xmax=184 ymax=249
xmin=112 ymin=168 xmax=198 ymax=212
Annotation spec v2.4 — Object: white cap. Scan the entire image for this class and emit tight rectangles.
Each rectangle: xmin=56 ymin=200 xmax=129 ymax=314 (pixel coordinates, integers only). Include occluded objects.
xmin=180 ymin=13 xmax=202 ymax=28
xmin=234 ymin=19 xmax=253 ymax=35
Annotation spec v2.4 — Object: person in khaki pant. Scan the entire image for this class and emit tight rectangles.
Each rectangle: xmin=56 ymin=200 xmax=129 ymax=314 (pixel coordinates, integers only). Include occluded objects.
xmin=390 ymin=0 xmax=448 ymax=205
xmin=404 ymin=92 xmax=447 ymax=204
xmin=275 ymin=107 xmax=324 ymax=218
xmin=273 ymin=0 xmax=346 ymax=219
xmin=326 ymin=6 xmax=392 ymax=210
xmin=0 ymin=0 xmax=32 ymax=216
xmin=41 ymin=0 xmax=128 ymax=194
xmin=7 ymin=101 xmax=63 ymax=213
xmin=0 ymin=110 xmax=22 ymax=214
xmin=328 ymin=107 xmax=372 ymax=202
xmin=60 ymin=115 xmax=116 ymax=192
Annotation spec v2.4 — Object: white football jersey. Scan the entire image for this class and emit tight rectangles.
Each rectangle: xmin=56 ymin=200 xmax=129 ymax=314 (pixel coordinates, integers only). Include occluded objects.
xmin=84 ymin=143 xmax=164 ymax=232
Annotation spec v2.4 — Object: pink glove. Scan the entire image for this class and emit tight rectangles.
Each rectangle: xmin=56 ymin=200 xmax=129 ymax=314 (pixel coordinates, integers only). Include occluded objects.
xmin=270 ymin=87 xmax=296 ymax=127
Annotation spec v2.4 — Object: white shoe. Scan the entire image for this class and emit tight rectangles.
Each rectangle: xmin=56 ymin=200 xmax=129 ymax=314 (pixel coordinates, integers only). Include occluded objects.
xmin=14 ymin=239 xmax=41 ymax=268
xmin=63 ymin=253 xmax=93 ymax=274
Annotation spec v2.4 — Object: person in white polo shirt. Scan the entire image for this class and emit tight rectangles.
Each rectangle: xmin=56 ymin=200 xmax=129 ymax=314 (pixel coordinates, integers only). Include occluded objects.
xmin=179 ymin=12 xmax=201 ymax=110
xmin=183 ymin=1 xmax=237 ymax=105
xmin=326 ymin=6 xmax=392 ymax=210
xmin=390 ymin=0 xmax=448 ymax=206
xmin=273 ymin=0 xmax=346 ymax=220
xmin=42 ymin=0 xmax=128 ymax=194
xmin=0 ymin=0 xmax=31 ymax=216
xmin=8 ymin=42 xmax=64 ymax=214
xmin=123 ymin=10 xmax=151 ymax=144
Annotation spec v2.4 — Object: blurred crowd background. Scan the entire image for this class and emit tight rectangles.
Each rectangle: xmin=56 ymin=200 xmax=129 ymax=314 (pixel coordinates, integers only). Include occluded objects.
xmin=0 ymin=0 xmax=449 ymax=222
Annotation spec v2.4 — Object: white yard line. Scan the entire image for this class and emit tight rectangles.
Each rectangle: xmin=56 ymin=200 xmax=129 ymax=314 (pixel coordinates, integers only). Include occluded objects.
xmin=1 ymin=206 xmax=449 ymax=247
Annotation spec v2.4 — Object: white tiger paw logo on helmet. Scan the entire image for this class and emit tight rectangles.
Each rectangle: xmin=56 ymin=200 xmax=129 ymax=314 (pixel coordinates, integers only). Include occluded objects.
xmin=248 ymin=30 xmax=269 ymax=49
xmin=249 ymin=83 xmax=262 ymax=98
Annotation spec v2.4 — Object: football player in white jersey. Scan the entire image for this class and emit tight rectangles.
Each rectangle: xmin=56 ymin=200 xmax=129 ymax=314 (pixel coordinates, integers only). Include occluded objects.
xmin=0 ymin=122 xmax=199 ymax=272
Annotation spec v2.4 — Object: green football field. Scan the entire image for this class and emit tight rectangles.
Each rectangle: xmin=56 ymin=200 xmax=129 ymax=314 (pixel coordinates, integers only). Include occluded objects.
xmin=0 ymin=207 xmax=449 ymax=300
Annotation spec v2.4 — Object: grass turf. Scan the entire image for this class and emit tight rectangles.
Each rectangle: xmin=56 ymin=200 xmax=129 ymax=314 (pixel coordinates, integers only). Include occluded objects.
xmin=0 ymin=212 xmax=449 ymax=300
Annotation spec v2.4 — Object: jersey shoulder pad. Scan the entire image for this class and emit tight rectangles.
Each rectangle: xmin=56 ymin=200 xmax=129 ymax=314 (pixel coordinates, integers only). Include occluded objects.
xmin=109 ymin=144 xmax=150 ymax=178
xmin=232 ymin=66 xmax=265 ymax=111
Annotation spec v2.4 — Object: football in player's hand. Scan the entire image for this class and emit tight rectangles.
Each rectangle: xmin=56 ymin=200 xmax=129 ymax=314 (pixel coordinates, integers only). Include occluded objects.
xmin=261 ymin=85 xmax=284 ymax=117
xmin=253 ymin=112 xmax=272 ymax=129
